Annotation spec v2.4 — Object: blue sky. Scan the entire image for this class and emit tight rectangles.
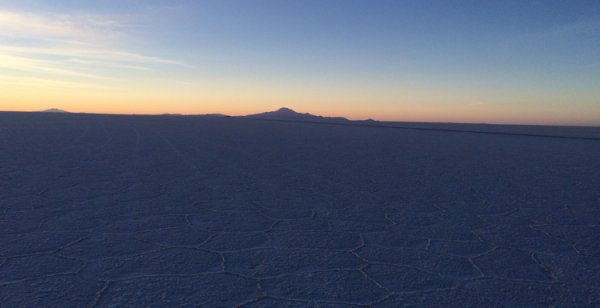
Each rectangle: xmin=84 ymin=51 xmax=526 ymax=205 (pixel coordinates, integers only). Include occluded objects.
xmin=1 ymin=0 xmax=599 ymax=124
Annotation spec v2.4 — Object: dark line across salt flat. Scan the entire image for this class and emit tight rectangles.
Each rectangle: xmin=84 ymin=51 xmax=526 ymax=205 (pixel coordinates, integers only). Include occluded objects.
xmin=236 ymin=117 xmax=600 ymax=141
xmin=2 ymin=111 xmax=598 ymax=141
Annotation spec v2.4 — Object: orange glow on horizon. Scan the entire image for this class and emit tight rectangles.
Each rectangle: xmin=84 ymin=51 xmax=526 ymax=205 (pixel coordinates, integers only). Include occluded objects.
xmin=2 ymin=99 xmax=598 ymax=127
xmin=1 ymin=77 xmax=598 ymax=127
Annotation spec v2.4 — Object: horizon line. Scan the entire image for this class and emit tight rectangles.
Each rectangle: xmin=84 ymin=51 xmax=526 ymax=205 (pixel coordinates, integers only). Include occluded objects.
xmin=1 ymin=108 xmax=599 ymax=128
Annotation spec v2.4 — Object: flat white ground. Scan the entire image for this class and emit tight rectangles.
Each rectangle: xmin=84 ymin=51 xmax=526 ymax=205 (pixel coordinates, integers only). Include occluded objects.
xmin=1 ymin=112 xmax=599 ymax=307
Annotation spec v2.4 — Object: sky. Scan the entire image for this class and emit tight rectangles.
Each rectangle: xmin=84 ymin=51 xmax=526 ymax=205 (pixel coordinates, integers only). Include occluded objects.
xmin=0 ymin=0 xmax=599 ymax=125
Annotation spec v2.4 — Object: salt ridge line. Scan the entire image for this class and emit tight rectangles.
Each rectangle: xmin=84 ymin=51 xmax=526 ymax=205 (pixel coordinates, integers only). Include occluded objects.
xmin=234 ymin=117 xmax=600 ymax=141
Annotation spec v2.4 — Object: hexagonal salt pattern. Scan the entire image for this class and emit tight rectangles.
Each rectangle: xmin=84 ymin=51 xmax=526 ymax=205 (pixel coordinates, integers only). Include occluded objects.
xmin=1 ymin=112 xmax=599 ymax=306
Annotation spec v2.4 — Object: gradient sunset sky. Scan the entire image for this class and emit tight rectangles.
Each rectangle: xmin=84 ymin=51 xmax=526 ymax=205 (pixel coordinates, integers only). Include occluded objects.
xmin=1 ymin=0 xmax=599 ymax=125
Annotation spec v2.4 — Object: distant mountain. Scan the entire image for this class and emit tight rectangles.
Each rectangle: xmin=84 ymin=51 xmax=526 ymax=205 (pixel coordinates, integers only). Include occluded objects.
xmin=244 ymin=107 xmax=347 ymax=121
xmin=180 ymin=113 xmax=229 ymax=118
xmin=198 ymin=113 xmax=228 ymax=117
xmin=42 ymin=108 xmax=69 ymax=113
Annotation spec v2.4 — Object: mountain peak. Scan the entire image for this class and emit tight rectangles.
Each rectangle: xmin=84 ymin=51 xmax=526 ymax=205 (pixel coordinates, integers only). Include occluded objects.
xmin=271 ymin=107 xmax=300 ymax=115
xmin=245 ymin=107 xmax=347 ymax=122
xmin=42 ymin=108 xmax=69 ymax=113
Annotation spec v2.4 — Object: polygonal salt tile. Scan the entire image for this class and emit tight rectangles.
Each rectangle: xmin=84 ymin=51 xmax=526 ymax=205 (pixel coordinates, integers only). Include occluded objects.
xmin=81 ymin=247 xmax=221 ymax=280
xmin=0 ymin=275 xmax=104 ymax=308
xmin=263 ymin=270 xmax=388 ymax=304
xmin=0 ymin=232 xmax=88 ymax=256
xmin=363 ymin=232 xmax=428 ymax=249
xmin=364 ymin=263 xmax=456 ymax=293
xmin=462 ymin=279 xmax=591 ymax=307
xmin=387 ymin=223 xmax=478 ymax=241
xmin=224 ymin=249 xmax=364 ymax=278
xmin=428 ymin=240 xmax=493 ymax=257
xmin=99 ymin=274 xmax=257 ymax=307
xmin=37 ymin=210 xmax=105 ymax=232
xmin=135 ymin=226 xmax=213 ymax=247
xmin=255 ymin=206 xmax=314 ymax=220
xmin=2 ymin=212 xmax=42 ymax=231
xmin=319 ymin=208 xmax=389 ymax=224
xmin=0 ymin=255 xmax=84 ymax=284
xmin=202 ymin=232 xmax=270 ymax=252
xmin=356 ymin=246 xmax=479 ymax=279
xmin=101 ymin=214 xmax=188 ymax=233
xmin=271 ymin=231 xmax=362 ymax=250
xmin=473 ymin=248 xmax=551 ymax=281
xmin=58 ymin=233 xmax=158 ymax=260
xmin=376 ymin=290 xmax=500 ymax=308
xmin=328 ymin=220 xmax=388 ymax=232
xmin=527 ymin=251 xmax=600 ymax=286
xmin=314 ymin=302 xmax=365 ymax=308
xmin=274 ymin=219 xmax=331 ymax=231
xmin=188 ymin=211 xmax=275 ymax=232
xmin=386 ymin=211 xmax=445 ymax=226
xmin=242 ymin=297 xmax=310 ymax=307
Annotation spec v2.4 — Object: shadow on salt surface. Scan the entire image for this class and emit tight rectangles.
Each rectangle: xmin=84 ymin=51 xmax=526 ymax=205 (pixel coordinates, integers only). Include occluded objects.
xmin=270 ymin=118 xmax=600 ymax=140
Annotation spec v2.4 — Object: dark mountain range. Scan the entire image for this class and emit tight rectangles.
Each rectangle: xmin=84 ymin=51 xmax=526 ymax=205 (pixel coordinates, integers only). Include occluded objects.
xmin=244 ymin=107 xmax=348 ymax=121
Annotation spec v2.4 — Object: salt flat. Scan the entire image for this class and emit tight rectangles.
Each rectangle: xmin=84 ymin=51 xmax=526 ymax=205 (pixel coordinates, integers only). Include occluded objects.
xmin=1 ymin=112 xmax=599 ymax=307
